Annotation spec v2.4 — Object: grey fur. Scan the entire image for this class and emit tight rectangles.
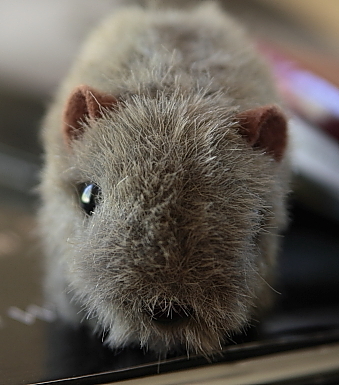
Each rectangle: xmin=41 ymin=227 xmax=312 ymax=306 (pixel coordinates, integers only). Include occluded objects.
xmin=38 ymin=3 xmax=290 ymax=356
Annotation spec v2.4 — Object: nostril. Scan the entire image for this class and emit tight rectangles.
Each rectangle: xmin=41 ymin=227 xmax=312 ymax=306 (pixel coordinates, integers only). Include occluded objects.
xmin=148 ymin=303 xmax=192 ymax=325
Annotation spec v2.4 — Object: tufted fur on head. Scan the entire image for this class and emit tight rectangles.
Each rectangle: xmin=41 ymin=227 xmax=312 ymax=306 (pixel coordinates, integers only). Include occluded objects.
xmin=38 ymin=2 xmax=290 ymax=356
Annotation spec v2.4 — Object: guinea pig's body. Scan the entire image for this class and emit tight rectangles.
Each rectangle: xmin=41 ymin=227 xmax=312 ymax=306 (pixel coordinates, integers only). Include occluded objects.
xmin=39 ymin=3 xmax=290 ymax=355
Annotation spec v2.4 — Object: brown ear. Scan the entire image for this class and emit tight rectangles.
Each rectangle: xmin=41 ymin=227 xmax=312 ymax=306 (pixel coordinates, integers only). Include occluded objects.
xmin=63 ymin=85 xmax=117 ymax=147
xmin=237 ymin=105 xmax=287 ymax=162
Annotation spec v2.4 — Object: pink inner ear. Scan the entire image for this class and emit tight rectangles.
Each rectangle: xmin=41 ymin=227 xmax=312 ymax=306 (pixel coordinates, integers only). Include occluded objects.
xmin=62 ymin=85 xmax=117 ymax=147
xmin=237 ymin=105 xmax=287 ymax=162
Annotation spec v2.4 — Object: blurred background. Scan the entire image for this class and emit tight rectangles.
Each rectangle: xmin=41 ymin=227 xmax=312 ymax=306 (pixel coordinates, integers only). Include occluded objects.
xmin=0 ymin=1 xmax=339 ymax=384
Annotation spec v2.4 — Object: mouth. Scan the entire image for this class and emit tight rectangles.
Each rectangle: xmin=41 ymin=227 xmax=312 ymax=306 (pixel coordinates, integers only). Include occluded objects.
xmin=99 ymin=299 xmax=239 ymax=356
xmin=144 ymin=302 xmax=193 ymax=326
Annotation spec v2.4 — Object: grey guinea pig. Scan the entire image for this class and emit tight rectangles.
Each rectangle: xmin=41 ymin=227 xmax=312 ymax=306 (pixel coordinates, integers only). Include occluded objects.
xmin=38 ymin=2 xmax=290 ymax=356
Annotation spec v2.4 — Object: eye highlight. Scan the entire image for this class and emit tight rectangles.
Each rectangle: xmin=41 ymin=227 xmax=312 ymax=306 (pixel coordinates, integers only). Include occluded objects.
xmin=79 ymin=183 xmax=100 ymax=216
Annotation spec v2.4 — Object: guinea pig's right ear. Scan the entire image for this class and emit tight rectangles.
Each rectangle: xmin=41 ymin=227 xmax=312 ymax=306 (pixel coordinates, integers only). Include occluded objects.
xmin=237 ymin=105 xmax=288 ymax=162
xmin=62 ymin=85 xmax=118 ymax=148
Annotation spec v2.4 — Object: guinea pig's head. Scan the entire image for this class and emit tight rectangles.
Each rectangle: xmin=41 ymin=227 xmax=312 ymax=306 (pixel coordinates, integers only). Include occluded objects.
xmin=51 ymin=85 xmax=288 ymax=356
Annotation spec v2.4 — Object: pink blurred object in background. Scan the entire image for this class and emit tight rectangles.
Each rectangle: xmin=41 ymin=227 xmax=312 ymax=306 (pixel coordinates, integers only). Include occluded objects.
xmin=259 ymin=42 xmax=339 ymax=142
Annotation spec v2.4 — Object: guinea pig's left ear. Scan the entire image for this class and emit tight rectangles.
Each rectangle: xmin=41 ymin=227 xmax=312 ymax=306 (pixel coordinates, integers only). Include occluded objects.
xmin=237 ymin=105 xmax=287 ymax=162
xmin=62 ymin=85 xmax=118 ymax=147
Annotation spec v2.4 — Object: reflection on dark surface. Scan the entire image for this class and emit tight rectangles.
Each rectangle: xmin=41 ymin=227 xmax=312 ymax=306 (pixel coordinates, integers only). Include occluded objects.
xmin=40 ymin=316 xmax=339 ymax=384
xmin=42 ymin=318 xmax=262 ymax=383
xmin=44 ymin=322 xmax=158 ymax=381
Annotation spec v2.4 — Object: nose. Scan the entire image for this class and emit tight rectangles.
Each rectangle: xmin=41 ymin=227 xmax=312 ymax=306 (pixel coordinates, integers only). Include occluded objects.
xmin=148 ymin=303 xmax=192 ymax=325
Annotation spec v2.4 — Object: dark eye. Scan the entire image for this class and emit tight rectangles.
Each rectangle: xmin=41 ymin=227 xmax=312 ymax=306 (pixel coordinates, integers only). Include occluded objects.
xmin=79 ymin=183 xmax=100 ymax=216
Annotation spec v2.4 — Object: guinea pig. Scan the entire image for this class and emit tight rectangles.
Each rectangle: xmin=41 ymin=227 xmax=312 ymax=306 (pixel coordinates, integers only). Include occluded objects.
xmin=38 ymin=2 xmax=290 ymax=356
